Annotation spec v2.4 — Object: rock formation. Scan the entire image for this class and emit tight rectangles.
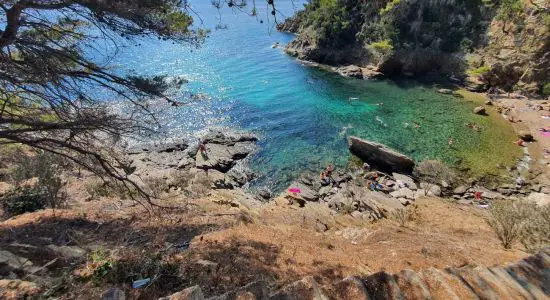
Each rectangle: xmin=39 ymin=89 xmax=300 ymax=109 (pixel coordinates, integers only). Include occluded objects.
xmin=348 ymin=137 xmax=415 ymax=173
xmin=126 ymin=130 xmax=258 ymax=191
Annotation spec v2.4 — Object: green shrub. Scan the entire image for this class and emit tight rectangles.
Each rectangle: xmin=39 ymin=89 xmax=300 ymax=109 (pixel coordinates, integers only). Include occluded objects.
xmin=467 ymin=65 xmax=491 ymax=76
xmin=542 ymin=82 xmax=550 ymax=95
xmin=367 ymin=39 xmax=395 ymax=64
xmin=495 ymin=0 xmax=524 ymax=32
xmin=2 ymin=186 xmax=46 ymax=216
xmin=380 ymin=0 xmax=400 ymax=15
xmin=300 ymin=0 xmax=364 ymax=48
xmin=85 ymin=180 xmax=138 ymax=199
xmin=369 ymin=39 xmax=394 ymax=51
xmin=2 ymin=151 xmax=67 ymax=216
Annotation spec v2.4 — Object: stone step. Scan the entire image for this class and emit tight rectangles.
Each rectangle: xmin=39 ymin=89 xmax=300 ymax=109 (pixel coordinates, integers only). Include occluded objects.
xmin=506 ymin=260 xmax=548 ymax=299
xmin=331 ymin=276 xmax=371 ymax=299
xmin=417 ymin=268 xmax=462 ymax=300
xmin=447 ymin=266 xmax=502 ymax=299
xmin=487 ymin=266 xmax=533 ymax=300
xmin=269 ymin=276 xmax=329 ymax=300
xmin=361 ymin=271 xmax=404 ymax=300
xmin=393 ymin=269 xmax=431 ymax=299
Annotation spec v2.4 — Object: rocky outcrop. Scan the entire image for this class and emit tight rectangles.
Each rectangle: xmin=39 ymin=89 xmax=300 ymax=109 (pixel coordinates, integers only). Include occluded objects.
xmin=160 ymin=248 xmax=550 ymax=300
xmin=334 ymin=65 xmax=384 ymax=80
xmin=276 ymin=12 xmax=305 ymax=33
xmin=336 ymin=65 xmax=364 ymax=79
xmin=284 ymin=168 xmax=432 ymax=221
xmin=126 ymin=130 xmax=258 ymax=192
xmin=348 ymin=137 xmax=415 ymax=173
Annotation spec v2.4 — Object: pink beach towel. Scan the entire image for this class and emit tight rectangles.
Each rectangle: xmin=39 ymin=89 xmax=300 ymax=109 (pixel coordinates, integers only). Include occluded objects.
xmin=541 ymin=131 xmax=550 ymax=137
xmin=288 ymin=188 xmax=301 ymax=194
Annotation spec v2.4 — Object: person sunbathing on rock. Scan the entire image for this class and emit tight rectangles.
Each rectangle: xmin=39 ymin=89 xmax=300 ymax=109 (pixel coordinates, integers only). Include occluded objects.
xmin=199 ymin=140 xmax=209 ymax=159
xmin=320 ymin=172 xmax=331 ymax=186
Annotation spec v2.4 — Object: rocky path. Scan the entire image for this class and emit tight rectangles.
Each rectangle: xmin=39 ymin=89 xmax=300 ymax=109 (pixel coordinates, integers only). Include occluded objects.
xmin=157 ymin=247 xmax=550 ymax=300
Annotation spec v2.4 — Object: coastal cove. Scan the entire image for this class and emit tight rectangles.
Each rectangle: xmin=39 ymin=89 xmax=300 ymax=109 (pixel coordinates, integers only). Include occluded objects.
xmin=109 ymin=1 xmax=521 ymax=192
xmin=3 ymin=1 xmax=550 ymax=299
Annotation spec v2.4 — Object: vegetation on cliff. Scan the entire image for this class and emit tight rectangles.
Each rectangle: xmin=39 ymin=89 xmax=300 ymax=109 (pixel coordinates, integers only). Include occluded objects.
xmin=282 ymin=0 xmax=550 ymax=95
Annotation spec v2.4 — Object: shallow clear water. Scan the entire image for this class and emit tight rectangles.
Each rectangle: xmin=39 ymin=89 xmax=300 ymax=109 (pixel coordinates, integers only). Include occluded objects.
xmin=102 ymin=1 xmax=510 ymax=191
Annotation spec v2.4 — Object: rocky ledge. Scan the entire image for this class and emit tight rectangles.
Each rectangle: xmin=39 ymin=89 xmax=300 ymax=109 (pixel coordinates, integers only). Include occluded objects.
xmin=295 ymin=60 xmax=384 ymax=81
xmin=125 ymin=130 xmax=258 ymax=191
xmin=349 ymin=137 xmax=415 ymax=173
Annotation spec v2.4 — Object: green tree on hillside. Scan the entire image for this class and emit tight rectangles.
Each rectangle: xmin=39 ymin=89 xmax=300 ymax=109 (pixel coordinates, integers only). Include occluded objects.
xmin=0 ymin=0 xmax=277 ymax=206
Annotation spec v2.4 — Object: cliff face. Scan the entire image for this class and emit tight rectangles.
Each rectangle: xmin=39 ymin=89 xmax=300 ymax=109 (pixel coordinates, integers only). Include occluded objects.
xmin=281 ymin=0 xmax=550 ymax=96
xmin=471 ymin=6 xmax=550 ymax=95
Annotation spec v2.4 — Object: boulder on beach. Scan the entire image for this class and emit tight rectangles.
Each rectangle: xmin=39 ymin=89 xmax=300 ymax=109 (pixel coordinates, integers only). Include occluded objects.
xmin=348 ymin=137 xmax=415 ymax=173
xmin=518 ymin=131 xmax=534 ymax=142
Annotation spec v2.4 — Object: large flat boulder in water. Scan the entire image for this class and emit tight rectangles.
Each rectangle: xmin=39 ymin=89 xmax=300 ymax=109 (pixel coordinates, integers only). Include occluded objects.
xmin=348 ymin=137 xmax=415 ymax=173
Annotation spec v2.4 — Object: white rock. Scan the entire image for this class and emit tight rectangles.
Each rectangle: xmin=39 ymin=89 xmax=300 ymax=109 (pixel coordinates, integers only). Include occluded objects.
xmin=390 ymin=187 xmax=415 ymax=200
xmin=419 ymin=182 xmax=442 ymax=197
xmin=393 ymin=173 xmax=417 ymax=190
xmin=47 ymin=245 xmax=86 ymax=259
xmin=526 ymin=192 xmax=550 ymax=207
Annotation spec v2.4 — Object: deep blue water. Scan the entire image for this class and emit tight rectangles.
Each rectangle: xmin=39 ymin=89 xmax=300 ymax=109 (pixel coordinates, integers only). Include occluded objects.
xmin=97 ymin=1 xmax=499 ymax=191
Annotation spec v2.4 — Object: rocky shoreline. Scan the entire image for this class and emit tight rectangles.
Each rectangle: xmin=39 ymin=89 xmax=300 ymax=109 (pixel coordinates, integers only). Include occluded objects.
xmin=126 ymin=127 xmax=549 ymax=222
xmin=282 ymin=136 xmax=549 ymax=221
xmin=125 ymin=130 xmax=263 ymax=197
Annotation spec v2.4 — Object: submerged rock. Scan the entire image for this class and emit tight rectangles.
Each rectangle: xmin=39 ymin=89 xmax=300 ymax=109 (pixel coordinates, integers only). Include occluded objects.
xmin=349 ymin=137 xmax=415 ymax=173
xmin=437 ymin=88 xmax=454 ymax=95
xmin=473 ymin=106 xmax=487 ymax=115
xmin=256 ymin=188 xmax=272 ymax=200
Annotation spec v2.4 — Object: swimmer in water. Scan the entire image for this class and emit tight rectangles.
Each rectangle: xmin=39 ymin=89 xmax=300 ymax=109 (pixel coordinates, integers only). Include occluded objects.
xmin=339 ymin=124 xmax=353 ymax=136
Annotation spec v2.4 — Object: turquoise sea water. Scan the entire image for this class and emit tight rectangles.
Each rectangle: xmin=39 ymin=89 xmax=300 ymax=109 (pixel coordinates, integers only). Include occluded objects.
xmin=104 ymin=1 xmax=500 ymax=191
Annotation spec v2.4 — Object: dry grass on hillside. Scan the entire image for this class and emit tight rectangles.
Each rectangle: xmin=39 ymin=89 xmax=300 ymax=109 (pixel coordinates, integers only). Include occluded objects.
xmin=0 ymin=193 xmax=527 ymax=299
